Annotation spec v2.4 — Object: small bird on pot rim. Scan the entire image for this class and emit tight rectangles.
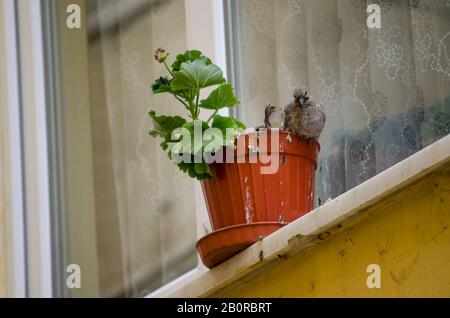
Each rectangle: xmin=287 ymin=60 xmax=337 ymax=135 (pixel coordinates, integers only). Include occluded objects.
xmin=257 ymin=104 xmax=284 ymax=130
xmin=283 ymin=86 xmax=326 ymax=142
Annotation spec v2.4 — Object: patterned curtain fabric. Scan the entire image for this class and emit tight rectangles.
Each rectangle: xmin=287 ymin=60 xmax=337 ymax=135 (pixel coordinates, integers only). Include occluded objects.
xmin=232 ymin=0 xmax=450 ymax=202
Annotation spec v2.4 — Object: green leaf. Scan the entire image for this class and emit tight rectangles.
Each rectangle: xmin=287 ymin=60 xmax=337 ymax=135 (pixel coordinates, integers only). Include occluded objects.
xmin=181 ymin=120 xmax=210 ymax=133
xmin=234 ymin=118 xmax=246 ymax=130
xmin=171 ymin=60 xmax=225 ymax=91
xmin=181 ymin=120 xmax=210 ymax=155
xmin=203 ymin=127 xmax=227 ymax=154
xmin=177 ymin=161 xmax=212 ymax=180
xmin=211 ymin=115 xmax=246 ymax=148
xmin=148 ymin=111 xmax=187 ymax=142
xmin=171 ymin=50 xmax=212 ymax=72
xmin=194 ymin=162 xmax=207 ymax=174
xmin=212 ymin=115 xmax=246 ymax=132
xmin=199 ymin=83 xmax=240 ymax=110
xmin=151 ymin=76 xmax=173 ymax=95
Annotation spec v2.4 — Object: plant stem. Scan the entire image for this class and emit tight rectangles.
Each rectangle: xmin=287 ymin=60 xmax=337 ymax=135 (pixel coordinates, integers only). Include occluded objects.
xmin=163 ymin=61 xmax=174 ymax=77
xmin=207 ymin=110 xmax=218 ymax=124
xmin=188 ymin=100 xmax=196 ymax=120
xmin=173 ymin=94 xmax=190 ymax=110
xmin=195 ymin=90 xmax=200 ymax=119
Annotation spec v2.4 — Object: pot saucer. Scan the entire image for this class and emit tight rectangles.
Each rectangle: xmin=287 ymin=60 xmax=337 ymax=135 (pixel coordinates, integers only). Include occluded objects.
xmin=196 ymin=222 xmax=284 ymax=269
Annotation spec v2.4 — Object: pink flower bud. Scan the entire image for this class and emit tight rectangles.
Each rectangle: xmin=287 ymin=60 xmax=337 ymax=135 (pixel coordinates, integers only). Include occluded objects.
xmin=154 ymin=48 xmax=169 ymax=63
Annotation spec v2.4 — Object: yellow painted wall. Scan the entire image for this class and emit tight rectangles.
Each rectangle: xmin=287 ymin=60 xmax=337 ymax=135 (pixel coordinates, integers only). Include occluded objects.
xmin=211 ymin=165 xmax=450 ymax=297
xmin=0 ymin=205 xmax=4 ymax=298
xmin=0 ymin=212 xmax=4 ymax=298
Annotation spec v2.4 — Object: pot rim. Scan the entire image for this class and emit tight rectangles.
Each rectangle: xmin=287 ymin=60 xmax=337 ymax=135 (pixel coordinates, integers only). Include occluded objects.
xmin=240 ymin=130 xmax=320 ymax=147
xmin=208 ymin=130 xmax=320 ymax=168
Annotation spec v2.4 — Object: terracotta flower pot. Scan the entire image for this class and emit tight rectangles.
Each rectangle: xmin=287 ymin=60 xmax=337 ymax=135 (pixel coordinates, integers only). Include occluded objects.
xmin=196 ymin=131 xmax=320 ymax=268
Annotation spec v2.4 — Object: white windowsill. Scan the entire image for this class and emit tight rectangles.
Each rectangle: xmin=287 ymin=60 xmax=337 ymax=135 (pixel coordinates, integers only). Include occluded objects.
xmin=147 ymin=134 xmax=450 ymax=298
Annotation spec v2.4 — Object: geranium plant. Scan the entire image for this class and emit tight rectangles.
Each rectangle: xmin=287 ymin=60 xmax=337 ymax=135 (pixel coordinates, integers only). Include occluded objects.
xmin=149 ymin=49 xmax=245 ymax=180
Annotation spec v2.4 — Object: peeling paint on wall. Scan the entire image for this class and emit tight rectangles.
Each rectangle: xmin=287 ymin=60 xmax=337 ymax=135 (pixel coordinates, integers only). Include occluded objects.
xmin=211 ymin=165 xmax=450 ymax=298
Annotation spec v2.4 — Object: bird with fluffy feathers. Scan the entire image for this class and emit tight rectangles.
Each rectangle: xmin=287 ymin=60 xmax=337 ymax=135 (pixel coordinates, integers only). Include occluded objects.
xmin=283 ymin=86 xmax=326 ymax=143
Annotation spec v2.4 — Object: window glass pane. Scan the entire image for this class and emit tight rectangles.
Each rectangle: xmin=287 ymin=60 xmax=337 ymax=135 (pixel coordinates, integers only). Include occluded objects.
xmin=46 ymin=0 xmax=198 ymax=297
xmin=230 ymin=0 xmax=450 ymax=201
xmin=0 ymin=15 xmax=6 ymax=295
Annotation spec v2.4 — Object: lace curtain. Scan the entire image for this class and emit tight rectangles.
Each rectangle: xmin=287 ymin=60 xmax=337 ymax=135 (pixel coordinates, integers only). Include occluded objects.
xmin=232 ymin=0 xmax=450 ymax=202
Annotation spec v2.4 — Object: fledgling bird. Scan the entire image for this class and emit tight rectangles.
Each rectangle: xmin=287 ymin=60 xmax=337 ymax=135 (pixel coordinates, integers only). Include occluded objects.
xmin=283 ymin=91 xmax=303 ymax=133
xmin=283 ymin=86 xmax=326 ymax=142
xmin=257 ymin=104 xmax=284 ymax=130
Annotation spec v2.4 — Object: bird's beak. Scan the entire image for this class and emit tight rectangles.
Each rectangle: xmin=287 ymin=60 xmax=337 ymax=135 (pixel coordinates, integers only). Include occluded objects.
xmin=301 ymin=95 xmax=311 ymax=105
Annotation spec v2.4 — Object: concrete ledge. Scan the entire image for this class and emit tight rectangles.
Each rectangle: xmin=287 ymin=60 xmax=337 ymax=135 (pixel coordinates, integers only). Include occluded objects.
xmin=150 ymin=134 xmax=450 ymax=298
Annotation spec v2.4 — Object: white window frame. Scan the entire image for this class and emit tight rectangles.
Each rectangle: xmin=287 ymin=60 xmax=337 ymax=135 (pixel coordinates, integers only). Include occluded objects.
xmin=1 ymin=0 xmax=53 ymax=297
xmin=1 ymin=0 xmax=27 ymax=298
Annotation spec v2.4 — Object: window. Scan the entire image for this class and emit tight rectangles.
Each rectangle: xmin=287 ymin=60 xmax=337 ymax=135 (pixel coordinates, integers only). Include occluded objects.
xmin=227 ymin=0 xmax=450 ymax=202
xmin=44 ymin=0 xmax=199 ymax=297
xmin=3 ymin=0 xmax=449 ymax=298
